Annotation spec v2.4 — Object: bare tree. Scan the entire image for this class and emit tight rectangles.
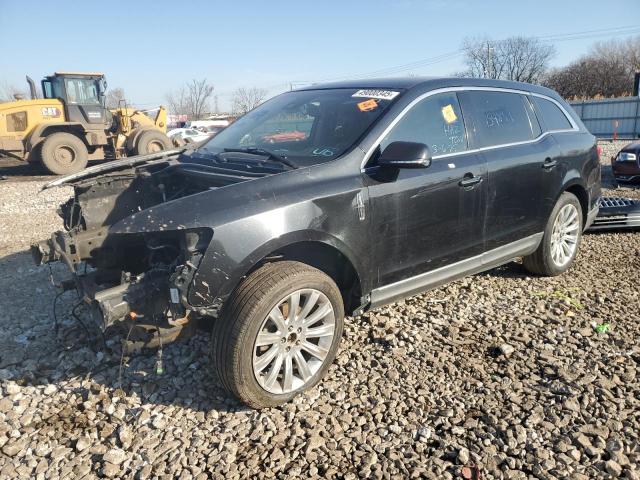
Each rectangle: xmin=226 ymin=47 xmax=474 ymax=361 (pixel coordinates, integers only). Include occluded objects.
xmin=232 ymin=87 xmax=268 ymax=115
xmin=165 ymin=79 xmax=214 ymax=119
xmin=165 ymin=86 xmax=188 ymax=116
xmin=461 ymin=36 xmax=555 ymax=83
xmin=0 ymin=81 xmax=27 ymax=103
xmin=106 ymin=87 xmax=127 ymax=109
xmin=544 ymin=36 xmax=640 ymax=99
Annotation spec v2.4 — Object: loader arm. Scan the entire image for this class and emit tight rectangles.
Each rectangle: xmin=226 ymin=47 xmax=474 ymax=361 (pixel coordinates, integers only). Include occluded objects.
xmin=128 ymin=107 xmax=167 ymax=133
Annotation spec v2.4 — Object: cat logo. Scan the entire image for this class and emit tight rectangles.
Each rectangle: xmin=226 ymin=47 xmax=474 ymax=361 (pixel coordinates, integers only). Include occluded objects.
xmin=41 ymin=107 xmax=61 ymax=118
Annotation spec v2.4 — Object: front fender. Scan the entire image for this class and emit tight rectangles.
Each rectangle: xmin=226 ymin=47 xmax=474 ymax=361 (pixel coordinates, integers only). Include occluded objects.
xmin=27 ymin=122 xmax=86 ymax=150
xmin=186 ymin=203 xmax=366 ymax=308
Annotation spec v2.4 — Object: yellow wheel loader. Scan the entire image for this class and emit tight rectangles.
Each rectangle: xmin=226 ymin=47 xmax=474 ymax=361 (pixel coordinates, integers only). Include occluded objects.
xmin=0 ymin=72 xmax=173 ymax=174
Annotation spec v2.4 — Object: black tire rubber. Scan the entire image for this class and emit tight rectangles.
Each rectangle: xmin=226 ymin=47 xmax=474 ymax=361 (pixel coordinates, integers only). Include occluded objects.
xmin=40 ymin=132 xmax=89 ymax=175
xmin=523 ymin=191 xmax=583 ymax=276
xmin=125 ymin=128 xmax=143 ymax=155
xmin=133 ymin=129 xmax=172 ymax=155
xmin=27 ymin=142 xmax=43 ymax=164
xmin=211 ymin=261 xmax=344 ymax=409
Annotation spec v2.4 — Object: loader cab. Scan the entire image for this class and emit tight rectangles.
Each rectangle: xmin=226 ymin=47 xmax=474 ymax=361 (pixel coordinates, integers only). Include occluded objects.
xmin=41 ymin=72 xmax=109 ymax=128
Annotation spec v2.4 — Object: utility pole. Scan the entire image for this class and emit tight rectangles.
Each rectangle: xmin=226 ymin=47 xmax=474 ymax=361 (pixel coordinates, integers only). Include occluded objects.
xmin=486 ymin=41 xmax=493 ymax=79
xmin=214 ymin=95 xmax=219 ymax=114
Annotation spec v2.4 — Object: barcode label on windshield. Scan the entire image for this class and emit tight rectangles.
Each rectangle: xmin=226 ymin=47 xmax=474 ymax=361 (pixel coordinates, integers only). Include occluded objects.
xmin=352 ymin=90 xmax=400 ymax=101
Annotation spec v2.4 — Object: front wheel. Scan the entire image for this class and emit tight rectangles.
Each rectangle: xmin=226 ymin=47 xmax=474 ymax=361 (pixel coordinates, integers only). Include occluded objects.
xmin=211 ymin=261 xmax=344 ymax=409
xmin=133 ymin=130 xmax=173 ymax=155
xmin=39 ymin=132 xmax=89 ymax=175
xmin=523 ymin=192 xmax=583 ymax=276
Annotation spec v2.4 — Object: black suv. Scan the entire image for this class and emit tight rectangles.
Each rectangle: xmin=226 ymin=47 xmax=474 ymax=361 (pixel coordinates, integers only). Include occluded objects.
xmin=34 ymin=77 xmax=601 ymax=408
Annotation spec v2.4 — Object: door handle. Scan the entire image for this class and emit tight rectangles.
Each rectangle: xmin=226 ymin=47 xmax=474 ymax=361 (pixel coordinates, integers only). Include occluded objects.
xmin=458 ymin=174 xmax=483 ymax=188
xmin=542 ymin=158 xmax=557 ymax=170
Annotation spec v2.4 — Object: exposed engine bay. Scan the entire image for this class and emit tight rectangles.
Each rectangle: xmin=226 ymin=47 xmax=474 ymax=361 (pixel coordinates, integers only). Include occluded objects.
xmin=31 ymin=151 xmax=268 ymax=341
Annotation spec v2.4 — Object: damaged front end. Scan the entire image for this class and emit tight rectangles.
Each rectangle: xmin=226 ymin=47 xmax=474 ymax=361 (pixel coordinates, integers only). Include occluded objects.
xmin=31 ymin=154 xmax=239 ymax=336
xmin=33 ymin=227 xmax=209 ymax=330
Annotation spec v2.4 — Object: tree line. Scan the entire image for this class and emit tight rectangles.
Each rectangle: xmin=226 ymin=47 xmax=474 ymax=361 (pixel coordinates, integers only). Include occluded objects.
xmin=0 ymin=78 xmax=268 ymax=119
xmin=459 ymin=35 xmax=640 ymax=99
xmin=164 ymin=81 xmax=267 ymax=119
xmin=3 ymin=36 xmax=639 ymax=109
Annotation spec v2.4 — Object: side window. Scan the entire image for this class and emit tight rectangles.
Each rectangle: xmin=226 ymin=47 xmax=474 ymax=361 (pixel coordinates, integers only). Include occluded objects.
xmin=6 ymin=111 xmax=27 ymax=132
xmin=42 ymin=81 xmax=53 ymax=99
xmin=532 ymin=96 xmax=573 ymax=131
xmin=464 ymin=91 xmax=536 ymax=148
xmin=380 ymin=92 xmax=467 ymax=157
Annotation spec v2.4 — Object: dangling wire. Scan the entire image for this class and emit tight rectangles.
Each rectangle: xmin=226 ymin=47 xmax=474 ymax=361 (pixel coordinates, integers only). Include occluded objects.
xmin=52 ymin=291 xmax=63 ymax=335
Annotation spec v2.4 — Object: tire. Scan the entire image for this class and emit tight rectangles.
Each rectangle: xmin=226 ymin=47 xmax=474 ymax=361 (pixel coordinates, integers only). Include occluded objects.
xmin=133 ymin=129 xmax=172 ymax=155
xmin=523 ymin=192 xmax=583 ymax=276
xmin=211 ymin=261 xmax=344 ymax=409
xmin=26 ymin=142 xmax=43 ymax=164
xmin=171 ymin=136 xmax=186 ymax=147
xmin=125 ymin=128 xmax=143 ymax=155
xmin=40 ymin=132 xmax=89 ymax=175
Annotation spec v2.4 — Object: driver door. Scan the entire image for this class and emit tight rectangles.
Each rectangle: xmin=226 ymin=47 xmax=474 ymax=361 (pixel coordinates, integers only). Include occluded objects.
xmin=363 ymin=91 xmax=487 ymax=305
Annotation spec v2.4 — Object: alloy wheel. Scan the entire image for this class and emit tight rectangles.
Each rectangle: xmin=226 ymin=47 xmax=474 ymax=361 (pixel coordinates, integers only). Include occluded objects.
xmin=252 ymin=288 xmax=336 ymax=394
xmin=550 ymin=203 xmax=580 ymax=267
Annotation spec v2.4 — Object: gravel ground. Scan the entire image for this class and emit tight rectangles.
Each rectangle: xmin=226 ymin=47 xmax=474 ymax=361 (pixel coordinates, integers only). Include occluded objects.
xmin=0 ymin=158 xmax=639 ymax=479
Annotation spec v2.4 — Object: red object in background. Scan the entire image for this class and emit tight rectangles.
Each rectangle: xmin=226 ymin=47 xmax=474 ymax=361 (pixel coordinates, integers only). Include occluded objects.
xmin=610 ymin=141 xmax=640 ymax=183
xmin=262 ymin=130 xmax=307 ymax=143
xmin=613 ymin=120 xmax=619 ymax=141
xmin=596 ymin=145 xmax=602 ymax=159
xmin=461 ymin=464 xmax=481 ymax=479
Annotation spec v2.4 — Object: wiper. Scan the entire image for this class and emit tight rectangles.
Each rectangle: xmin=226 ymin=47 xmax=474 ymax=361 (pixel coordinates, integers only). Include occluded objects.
xmin=223 ymin=147 xmax=298 ymax=169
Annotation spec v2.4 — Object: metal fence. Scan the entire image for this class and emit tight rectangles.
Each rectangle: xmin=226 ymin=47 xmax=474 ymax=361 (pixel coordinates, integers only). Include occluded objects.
xmin=569 ymin=97 xmax=640 ymax=140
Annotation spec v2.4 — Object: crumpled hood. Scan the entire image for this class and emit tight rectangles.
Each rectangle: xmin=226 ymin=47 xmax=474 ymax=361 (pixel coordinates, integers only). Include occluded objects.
xmin=42 ymin=149 xmax=186 ymax=190
xmin=107 ymin=165 xmax=311 ymax=235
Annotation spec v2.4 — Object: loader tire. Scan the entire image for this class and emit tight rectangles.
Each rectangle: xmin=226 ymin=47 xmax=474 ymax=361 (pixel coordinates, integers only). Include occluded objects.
xmin=133 ymin=130 xmax=172 ymax=156
xmin=40 ymin=133 xmax=89 ymax=175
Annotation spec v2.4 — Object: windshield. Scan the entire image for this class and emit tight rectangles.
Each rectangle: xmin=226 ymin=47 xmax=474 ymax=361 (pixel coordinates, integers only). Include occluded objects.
xmin=198 ymin=88 xmax=401 ymax=164
xmin=64 ymin=78 xmax=101 ymax=105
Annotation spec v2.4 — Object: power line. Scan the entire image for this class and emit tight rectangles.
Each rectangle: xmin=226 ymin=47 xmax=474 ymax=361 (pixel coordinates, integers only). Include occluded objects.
xmin=292 ymin=25 xmax=640 ymax=85
xmin=133 ymin=25 xmax=640 ymax=107
xmin=538 ymin=25 xmax=640 ymax=40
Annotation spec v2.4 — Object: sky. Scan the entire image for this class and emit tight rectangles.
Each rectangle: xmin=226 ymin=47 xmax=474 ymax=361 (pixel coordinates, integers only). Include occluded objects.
xmin=1 ymin=0 xmax=639 ymax=111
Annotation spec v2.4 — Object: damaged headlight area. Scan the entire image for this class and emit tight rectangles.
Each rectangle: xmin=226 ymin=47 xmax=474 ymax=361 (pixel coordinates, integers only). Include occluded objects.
xmin=33 ymin=227 xmax=212 ymax=331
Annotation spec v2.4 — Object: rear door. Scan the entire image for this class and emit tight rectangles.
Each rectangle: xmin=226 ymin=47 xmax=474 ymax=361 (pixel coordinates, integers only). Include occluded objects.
xmin=530 ymin=95 xmax=584 ymax=218
xmin=364 ymin=91 xmax=487 ymax=290
xmin=459 ymin=90 xmax=556 ymax=250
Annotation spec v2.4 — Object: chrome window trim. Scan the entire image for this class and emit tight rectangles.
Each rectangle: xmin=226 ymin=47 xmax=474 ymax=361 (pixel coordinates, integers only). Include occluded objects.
xmin=361 ymin=86 xmax=579 ymax=170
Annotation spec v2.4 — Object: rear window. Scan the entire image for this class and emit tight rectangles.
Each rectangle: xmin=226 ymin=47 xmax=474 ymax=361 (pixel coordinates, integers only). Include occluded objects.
xmin=6 ymin=111 xmax=27 ymax=132
xmin=532 ymin=96 xmax=573 ymax=131
xmin=462 ymin=91 xmax=536 ymax=148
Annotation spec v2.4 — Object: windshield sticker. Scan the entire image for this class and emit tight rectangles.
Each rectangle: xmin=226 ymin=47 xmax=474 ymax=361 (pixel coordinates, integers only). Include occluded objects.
xmin=352 ymin=89 xmax=400 ymax=101
xmin=357 ymin=99 xmax=379 ymax=112
xmin=312 ymin=148 xmax=334 ymax=157
xmin=441 ymin=104 xmax=458 ymax=124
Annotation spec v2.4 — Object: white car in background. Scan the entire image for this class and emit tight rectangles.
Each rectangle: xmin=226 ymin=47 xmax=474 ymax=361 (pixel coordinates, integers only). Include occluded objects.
xmin=166 ymin=128 xmax=212 ymax=144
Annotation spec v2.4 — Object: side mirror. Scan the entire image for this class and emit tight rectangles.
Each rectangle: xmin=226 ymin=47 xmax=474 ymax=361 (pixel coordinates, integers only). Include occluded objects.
xmin=378 ymin=141 xmax=432 ymax=169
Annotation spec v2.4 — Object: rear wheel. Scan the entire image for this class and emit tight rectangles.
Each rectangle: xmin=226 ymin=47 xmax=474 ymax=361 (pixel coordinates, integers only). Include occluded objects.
xmin=211 ymin=261 xmax=344 ymax=408
xmin=523 ymin=192 xmax=583 ymax=276
xmin=40 ymin=132 xmax=89 ymax=175
xmin=133 ymin=130 xmax=172 ymax=155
